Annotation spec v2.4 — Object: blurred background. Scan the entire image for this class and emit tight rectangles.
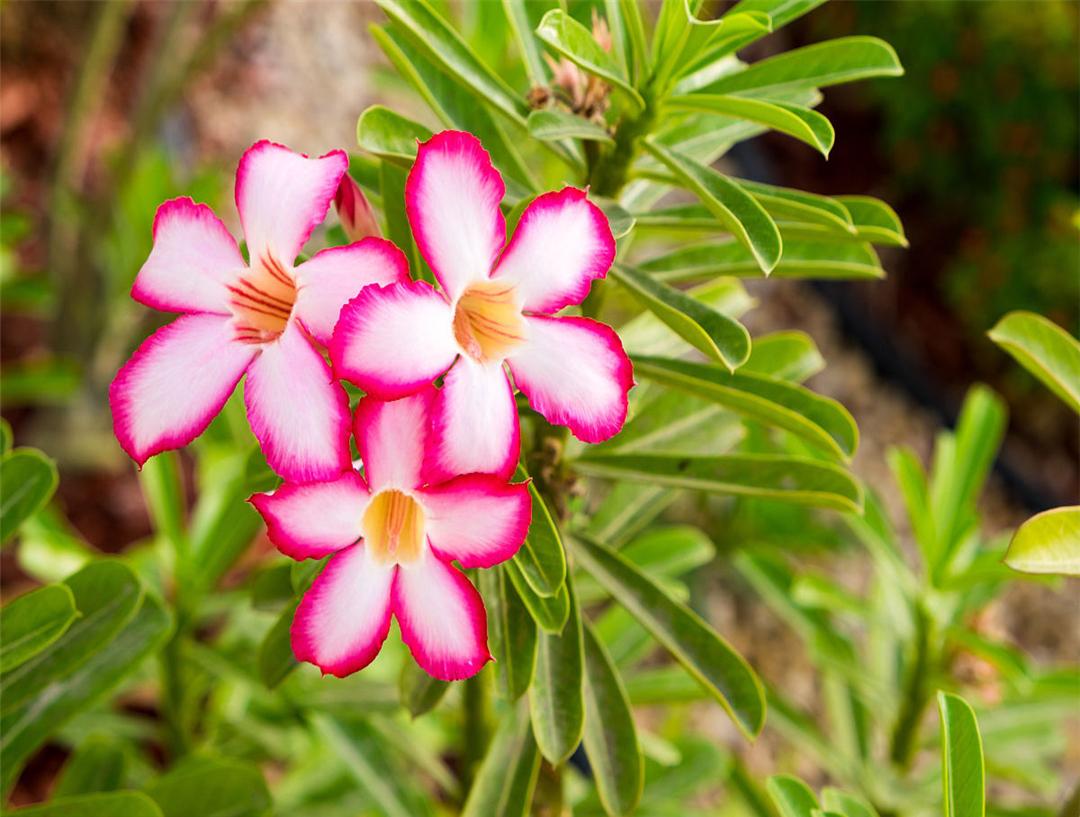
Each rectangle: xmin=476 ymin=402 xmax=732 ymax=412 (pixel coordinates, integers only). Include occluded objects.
xmin=1 ymin=0 xmax=1077 ymax=807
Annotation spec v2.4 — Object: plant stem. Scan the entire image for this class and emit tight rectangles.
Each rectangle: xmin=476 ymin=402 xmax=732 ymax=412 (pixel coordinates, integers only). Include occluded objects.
xmin=888 ymin=602 xmax=933 ymax=769
xmin=461 ymin=670 xmax=490 ymax=791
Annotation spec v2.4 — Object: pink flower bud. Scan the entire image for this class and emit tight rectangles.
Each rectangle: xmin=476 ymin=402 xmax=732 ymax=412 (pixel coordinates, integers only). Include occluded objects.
xmin=334 ymin=173 xmax=381 ymax=242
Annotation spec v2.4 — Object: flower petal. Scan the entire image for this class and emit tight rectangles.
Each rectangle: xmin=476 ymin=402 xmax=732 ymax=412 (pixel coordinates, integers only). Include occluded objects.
xmin=353 ymin=390 xmax=433 ymax=493
xmin=110 ymin=314 xmax=255 ymax=466
xmin=245 ymin=322 xmax=351 ymax=482
xmin=508 ymin=316 xmax=632 ymax=443
xmin=250 ymin=471 xmax=370 ymax=560
xmin=405 ymin=131 xmax=506 ymax=300
xmin=330 ymin=280 xmax=458 ymax=400
xmin=493 ymin=187 xmax=615 ymax=313
xmin=419 ymin=475 xmax=530 ymax=569
xmin=235 ymin=140 xmax=348 ymax=265
xmin=293 ymin=238 xmax=410 ymax=345
xmin=132 ymin=197 xmax=244 ymax=314
xmin=291 ymin=544 xmax=395 ymax=677
xmin=424 ymin=357 xmax=519 ymax=483
xmin=393 ymin=554 xmax=490 ymax=681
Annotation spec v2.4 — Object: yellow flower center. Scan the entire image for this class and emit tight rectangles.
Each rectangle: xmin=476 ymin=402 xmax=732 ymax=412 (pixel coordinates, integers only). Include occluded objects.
xmin=363 ymin=489 xmax=426 ymax=566
xmin=229 ymin=254 xmax=297 ymax=344
xmin=452 ymin=280 xmax=526 ymax=363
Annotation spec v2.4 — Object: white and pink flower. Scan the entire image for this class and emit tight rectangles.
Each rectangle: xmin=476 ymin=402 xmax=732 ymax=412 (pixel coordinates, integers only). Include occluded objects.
xmin=330 ymin=130 xmax=633 ymax=482
xmin=250 ymin=389 xmax=531 ymax=680
xmin=111 ymin=140 xmax=408 ymax=481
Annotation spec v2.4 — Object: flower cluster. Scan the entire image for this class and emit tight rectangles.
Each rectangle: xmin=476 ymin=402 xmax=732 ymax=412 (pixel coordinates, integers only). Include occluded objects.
xmin=111 ymin=131 xmax=632 ymax=680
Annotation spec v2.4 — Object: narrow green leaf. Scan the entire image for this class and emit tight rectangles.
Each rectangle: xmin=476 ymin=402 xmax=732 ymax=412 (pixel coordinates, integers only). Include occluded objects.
xmin=1004 ymin=506 xmax=1080 ymax=577
xmin=138 ymin=451 xmax=186 ymax=552
xmin=575 ymin=453 xmax=863 ymax=513
xmin=668 ymin=94 xmax=833 ymax=156
xmin=461 ymin=702 xmax=541 ymax=817
xmin=1 ymin=561 xmax=143 ymax=714
xmin=0 ymin=418 xmax=11 ymax=454
xmin=571 ymin=536 xmax=765 ymax=738
xmin=4 ymin=792 xmax=163 ymax=817
xmin=586 ymin=481 xmax=678 ymax=547
xmin=511 ymin=465 xmax=566 ymax=598
xmin=54 ymin=736 xmax=127 ymax=797
xmin=1 ymin=591 xmax=171 ymax=795
xmin=258 ymin=600 xmax=299 ymax=689
xmin=527 ymin=109 xmax=614 ymax=143
xmin=611 ymin=265 xmax=751 ymax=371
xmin=742 ymin=330 xmax=824 ymax=382
xmin=375 ymin=0 xmax=528 ymax=128
xmin=643 ymin=140 xmax=782 ymax=273
xmin=504 ymin=559 xmax=569 ymax=634
xmin=832 ymin=195 xmax=907 ymax=246
xmin=399 ymin=654 xmax=450 ymax=717
xmin=0 ymin=583 xmax=78 ymax=673
xmin=632 ymin=355 xmax=858 ymax=460
xmin=501 ymin=0 xmax=547 ymax=87
xmin=145 ymin=756 xmax=271 ymax=817
xmin=703 ymin=36 xmax=903 ymax=96
xmin=1 ymin=448 xmax=59 ymax=545
xmin=593 ymin=197 xmax=635 ymax=239
xmin=581 ymin=620 xmax=643 ymax=816
xmin=615 ymin=0 xmax=648 ymax=84
xmin=738 ymin=178 xmax=854 ymax=233
xmin=481 ymin=567 xmax=537 ymax=701
xmin=938 ymin=691 xmax=985 ymax=817
xmin=989 ymin=311 xmax=1080 ymax=413
xmin=380 ymin=159 xmax=423 ymax=278
xmin=821 ymin=788 xmax=881 ymax=817
xmin=357 ymin=105 xmax=432 ymax=166
xmin=767 ymin=774 xmax=819 ymax=817
xmin=529 ymin=576 xmax=584 ymax=764
xmin=640 ymin=238 xmax=882 ymax=283
xmin=535 ymin=10 xmax=644 ymax=112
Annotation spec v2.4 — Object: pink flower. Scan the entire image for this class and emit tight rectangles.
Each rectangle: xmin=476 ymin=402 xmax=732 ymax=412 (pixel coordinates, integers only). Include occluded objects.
xmin=250 ymin=389 xmax=531 ymax=680
xmin=110 ymin=140 xmax=409 ymax=481
xmin=330 ymin=131 xmax=633 ymax=482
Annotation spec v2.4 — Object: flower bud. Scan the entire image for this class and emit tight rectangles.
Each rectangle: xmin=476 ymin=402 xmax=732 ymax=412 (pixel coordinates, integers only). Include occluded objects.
xmin=334 ymin=173 xmax=380 ymax=242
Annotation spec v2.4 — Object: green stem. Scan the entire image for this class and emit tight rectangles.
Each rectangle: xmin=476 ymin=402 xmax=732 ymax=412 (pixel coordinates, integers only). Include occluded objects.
xmin=461 ymin=671 xmax=490 ymax=791
xmin=889 ymin=602 xmax=933 ymax=769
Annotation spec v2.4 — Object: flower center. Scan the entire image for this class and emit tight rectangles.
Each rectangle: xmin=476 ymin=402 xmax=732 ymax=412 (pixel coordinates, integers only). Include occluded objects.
xmin=452 ymin=280 xmax=526 ymax=363
xmin=362 ymin=489 xmax=425 ymax=566
xmin=228 ymin=254 xmax=297 ymax=344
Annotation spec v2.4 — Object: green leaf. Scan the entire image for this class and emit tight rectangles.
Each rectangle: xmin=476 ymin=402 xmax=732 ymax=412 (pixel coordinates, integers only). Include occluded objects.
xmin=481 ymin=566 xmax=537 ymax=701
xmin=575 ymin=453 xmax=863 ymax=513
xmin=586 ymin=481 xmax=678 ymax=547
xmin=651 ymin=1 xmax=770 ymax=90
xmin=832 ymin=195 xmax=907 ymax=246
xmin=938 ymin=691 xmax=985 ymax=817
xmin=399 ymin=654 xmax=450 ymax=717
xmin=611 ymin=265 xmax=751 ymax=371
xmin=501 ymin=0 xmax=547 ymax=86
xmin=742 ymin=331 xmax=824 ymax=382
xmin=535 ymin=10 xmax=644 ymax=112
xmin=188 ymin=449 xmax=263 ymax=592
xmin=642 ymin=140 xmax=782 ymax=273
xmin=821 ymin=788 xmax=881 ymax=817
xmin=667 ymin=94 xmax=833 ymax=156
xmin=1004 ymin=506 xmax=1080 ymax=577
xmin=1 ymin=561 xmax=143 ymax=714
xmin=504 ymin=559 xmax=569 ymax=633
xmin=138 ymin=452 xmax=186 ymax=554
xmin=593 ymin=197 xmax=636 ymax=239
xmin=375 ymin=0 xmax=528 ymax=128
xmin=4 ymin=792 xmax=163 ymax=817
xmin=640 ymin=238 xmax=882 ymax=283
xmin=1 ymin=590 xmax=171 ymax=794
xmin=702 ymin=36 xmax=903 ymax=96
xmin=314 ymin=714 xmax=431 ymax=817
xmin=738 ymin=178 xmax=854 ymax=234
xmin=461 ymin=702 xmax=540 ymax=817
xmin=767 ymin=774 xmax=819 ymax=817
xmin=1 ymin=448 xmax=59 ymax=545
xmin=571 ymin=536 xmax=765 ymax=738
xmin=257 ymin=600 xmax=299 ymax=689
xmin=581 ymin=620 xmax=643 ymax=816
xmin=989 ymin=311 xmax=1080 ymax=413
xmin=529 ymin=576 xmax=584 ymax=764
xmin=631 ymin=355 xmax=858 ymax=460
xmin=527 ymin=109 xmax=614 ymax=144
xmin=356 ymin=105 xmax=432 ymax=166
xmin=54 ymin=736 xmax=127 ymax=797
xmin=380 ymin=159 xmax=423 ymax=278
xmin=511 ymin=465 xmax=566 ymax=598
xmin=0 ymin=417 xmax=11 ymax=454
xmin=145 ymin=756 xmax=271 ymax=817
xmin=0 ymin=583 xmax=78 ymax=673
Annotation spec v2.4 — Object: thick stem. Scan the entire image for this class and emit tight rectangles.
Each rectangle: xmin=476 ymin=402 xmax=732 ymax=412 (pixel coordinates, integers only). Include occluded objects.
xmin=588 ymin=102 xmax=656 ymax=199
xmin=889 ymin=603 xmax=933 ymax=769
xmin=461 ymin=670 xmax=490 ymax=791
